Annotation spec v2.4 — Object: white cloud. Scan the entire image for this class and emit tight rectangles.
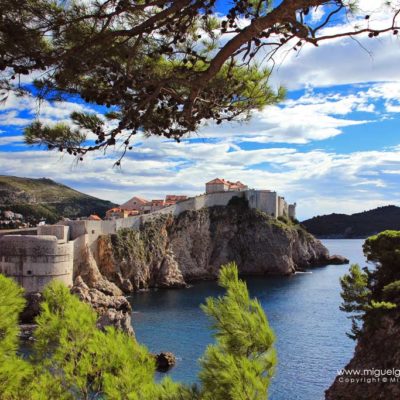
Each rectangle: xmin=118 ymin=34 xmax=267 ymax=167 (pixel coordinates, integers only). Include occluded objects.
xmin=1 ymin=4 xmax=400 ymax=221
xmin=264 ymin=0 xmax=400 ymax=90
xmin=0 ymin=135 xmax=24 ymax=146
xmin=0 ymin=92 xmax=98 ymax=127
xmin=310 ymin=7 xmax=325 ymax=23
xmin=0 ymin=138 xmax=398 ymax=219
xmin=198 ymin=85 xmax=391 ymax=144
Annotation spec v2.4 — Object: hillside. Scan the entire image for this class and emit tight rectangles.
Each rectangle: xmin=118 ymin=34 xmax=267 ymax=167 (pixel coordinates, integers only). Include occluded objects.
xmin=0 ymin=175 xmax=116 ymax=223
xmin=302 ymin=205 xmax=400 ymax=238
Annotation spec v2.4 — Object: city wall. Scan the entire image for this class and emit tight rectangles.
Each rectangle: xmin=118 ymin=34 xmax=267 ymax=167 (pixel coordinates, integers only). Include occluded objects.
xmin=0 ymin=189 xmax=295 ymax=293
xmin=0 ymin=234 xmax=74 ymax=293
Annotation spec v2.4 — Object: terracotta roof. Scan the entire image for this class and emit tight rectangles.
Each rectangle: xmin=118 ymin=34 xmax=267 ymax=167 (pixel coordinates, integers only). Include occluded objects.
xmin=120 ymin=196 xmax=150 ymax=208
xmin=151 ymin=200 xmax=165 ymax=205
xmin=133 ymin=196 xmax=150 ymax=203
xmin=165 ymin=195 xmax=188 ymax=202
xmin=230 ymin=181 xmax=247 ymax=188
xmin=107 ymin=207 xmax=122 ymax=213
xmin=88 ymin=214 xmax=102 ymax=221
xmin=206 ymin=178 xmax=247 ymax=188
xmin=206 ymin=178 xmax=228 ymax=185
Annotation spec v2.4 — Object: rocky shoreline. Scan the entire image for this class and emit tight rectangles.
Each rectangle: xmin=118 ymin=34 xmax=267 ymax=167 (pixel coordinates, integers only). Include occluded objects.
xmin=95 ymin=205 xmax=348 ymax=293
xmin=18 ymin=204 xmax=348 ymax=375
xmin=66 ymin=205 xmax=347 ymax=339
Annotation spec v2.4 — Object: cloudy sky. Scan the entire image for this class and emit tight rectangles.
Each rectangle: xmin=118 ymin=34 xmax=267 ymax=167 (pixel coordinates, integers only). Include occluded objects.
xmin=1 ymin=1 xmax=400 ymax=220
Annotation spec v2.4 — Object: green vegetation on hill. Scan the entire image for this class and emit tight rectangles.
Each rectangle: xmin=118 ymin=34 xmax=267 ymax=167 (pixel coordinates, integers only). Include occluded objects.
xmin=0 ymin=175 xmax=115 ymax=223
xmin=302 ymin=206 xmax=400 ymax=238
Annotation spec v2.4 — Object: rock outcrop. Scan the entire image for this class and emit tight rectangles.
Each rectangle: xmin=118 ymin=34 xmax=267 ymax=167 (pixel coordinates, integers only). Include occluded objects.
xmin=95 ymin=204 xmax=341 ymax=291
xmin=326 ymin=308 xmax=400 ymax=400
xmin=18 ymin=204 xmax=344 ymax=337
xmin=155 ymin=352 xmax=177 ymax=372
xmin=71 ymin=276 xmax=134 ymax=336
xmin=327 ymin=255 xmax=349 ymax=265
xmin=326 ymin=230 xmax=400 ymax=399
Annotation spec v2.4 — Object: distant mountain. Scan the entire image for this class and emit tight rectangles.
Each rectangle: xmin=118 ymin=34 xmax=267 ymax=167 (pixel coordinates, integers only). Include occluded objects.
xmin=302 ymin=205 xmax=400 ymax=238
xmin=0 ymin=175 xmax=116 ymax=223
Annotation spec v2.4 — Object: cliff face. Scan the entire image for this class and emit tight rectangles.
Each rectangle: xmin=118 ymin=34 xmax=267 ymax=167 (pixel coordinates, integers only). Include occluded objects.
xmin=326 ymin=309 xmax=400 ymax=400
xmin=326 ymin=231 xmax=400 ymax=400
xmin=96 ymin=204 xmax=335 ymax=290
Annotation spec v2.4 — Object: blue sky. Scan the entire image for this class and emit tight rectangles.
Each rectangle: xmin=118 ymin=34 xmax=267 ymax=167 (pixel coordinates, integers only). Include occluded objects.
xmin=0 ymin=0 xmax=399 ymax=220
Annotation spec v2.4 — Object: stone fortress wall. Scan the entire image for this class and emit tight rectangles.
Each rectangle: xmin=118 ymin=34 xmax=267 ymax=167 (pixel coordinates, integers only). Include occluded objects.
xmin=0 ymin=225 xmax=74 ymax=293
xmin=0 ymin=189 xmax=296 ymax=293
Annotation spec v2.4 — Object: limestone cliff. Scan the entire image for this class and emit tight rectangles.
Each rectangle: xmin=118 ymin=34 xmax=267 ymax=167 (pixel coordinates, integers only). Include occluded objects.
xmin=325 ymin=308 xmax=400 ymax=400
xmin=326 ymin=231 xmax=400 ymax=400
xmin=95 ymin=204 xmax=340 ymax=291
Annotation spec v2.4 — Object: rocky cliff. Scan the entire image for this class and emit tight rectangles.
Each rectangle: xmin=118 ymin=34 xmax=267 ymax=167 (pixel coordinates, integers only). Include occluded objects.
xmin=326 ymin=231 xmax=400 ymax=400
xmin=325 ymin=308 xmax=400 ymax=400
xmin=94 ymin=204 xmax=344 ymax=291
xmin=20 ymin=203 xmax=345 ymax=343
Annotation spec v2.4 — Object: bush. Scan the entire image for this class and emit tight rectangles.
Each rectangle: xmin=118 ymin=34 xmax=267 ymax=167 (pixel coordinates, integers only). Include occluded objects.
xmin=340 ymin=231 xmax=400 ymax=339
xmin=227 ymin=196 xmax=249 ymax=209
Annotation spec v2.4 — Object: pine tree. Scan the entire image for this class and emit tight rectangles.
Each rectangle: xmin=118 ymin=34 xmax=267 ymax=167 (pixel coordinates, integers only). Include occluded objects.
xmin=340 ymin=231 xmax=400 ymax=339
xmin=200 ymin=263 xmax=276 ymax=400
xmin=0 ymin=275 xmax=33 ymax=400
xmin=0 ymin=263 xmax=276 ymax=399
xmin=339 ymin=264 xmax=371 ymax=340
xmin=2 ymin=1 xmax=399 ymax=163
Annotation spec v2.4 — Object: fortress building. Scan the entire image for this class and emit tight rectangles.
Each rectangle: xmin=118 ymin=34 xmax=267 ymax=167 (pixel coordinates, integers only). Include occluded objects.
xmin=0 ymin=180 xmax=296 ymax=293
xmin=205 ymin=178 xmax=296 ymax=219
xmin=0 ymin=225 xmax=74 ymax=293
xmin=206 ymin=178 xmax=248 ymax=194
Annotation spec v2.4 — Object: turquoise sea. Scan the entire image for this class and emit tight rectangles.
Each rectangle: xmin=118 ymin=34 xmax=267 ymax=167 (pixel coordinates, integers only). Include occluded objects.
xmin=130 ymin=239 xmax=367 ymax=400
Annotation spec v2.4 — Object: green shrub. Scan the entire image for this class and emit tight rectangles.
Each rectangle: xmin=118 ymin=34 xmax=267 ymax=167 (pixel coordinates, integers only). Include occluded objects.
xmin=0 ymin=263 xmax=276 ymax=400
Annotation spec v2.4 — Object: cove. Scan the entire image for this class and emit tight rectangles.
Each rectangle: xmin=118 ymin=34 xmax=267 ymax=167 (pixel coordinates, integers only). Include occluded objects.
xmin=129 ymin=239 xmax=366 ymax=400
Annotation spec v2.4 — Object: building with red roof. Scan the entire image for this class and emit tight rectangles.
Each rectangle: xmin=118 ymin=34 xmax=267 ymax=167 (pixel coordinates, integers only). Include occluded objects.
xmin=205 ymin=178 xmax=248 ymax=194
xmin=120 ymin=196 xmax=150 ymax=212
xmin=87 ymin=214 xmax=102 ymax=221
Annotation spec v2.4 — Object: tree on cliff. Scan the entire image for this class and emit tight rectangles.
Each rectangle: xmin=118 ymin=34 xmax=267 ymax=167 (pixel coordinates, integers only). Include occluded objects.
xmin=0 ymin=263 xmax=276 ymax=400
xmin=1 ymin=0 xmax=399 ymax=163
xmin=340 ymin=230 xmax=400 ymax=339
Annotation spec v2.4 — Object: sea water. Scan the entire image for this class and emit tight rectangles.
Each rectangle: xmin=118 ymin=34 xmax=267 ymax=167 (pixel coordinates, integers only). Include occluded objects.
xmin=130 ymin=239 xmax=367 ymax=400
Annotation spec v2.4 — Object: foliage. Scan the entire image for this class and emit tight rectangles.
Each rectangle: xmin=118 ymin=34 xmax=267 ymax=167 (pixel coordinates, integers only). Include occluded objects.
xmin=382 ymin=280 xmax=400 ymax=302
xmin=1 ymin=1 xmax=399 ymax=163
xmin=227 ymin=196 xmax=249 ymax=209
xmin=0 ymin=276 xmax=33 ymax=400
xmin=339 ymin=264 xmax=371 ymax=339
xmin=200 ymin=263 xmax=276 ymax=400
xmin=25 ymin=121 xmax=87 ymax=151
xmin=302 ymin=205 xmax=400 ymax=238
xmin=339 ymin=231 xmax=400 ymax=340
xmin=364 ymin=229 xmax=400 ymax=262
xmin=0 ymin=262 xmax=276 ymax=399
